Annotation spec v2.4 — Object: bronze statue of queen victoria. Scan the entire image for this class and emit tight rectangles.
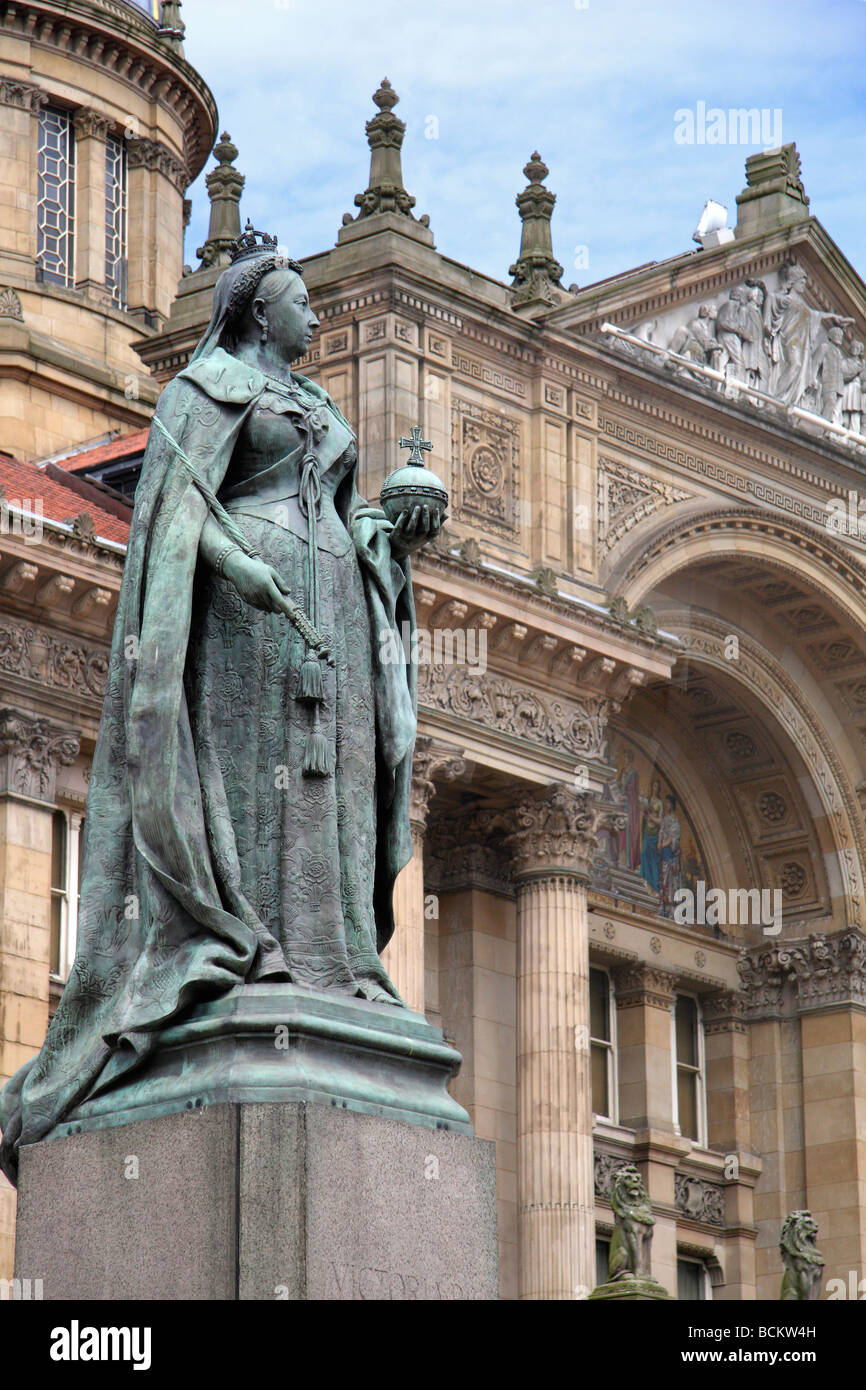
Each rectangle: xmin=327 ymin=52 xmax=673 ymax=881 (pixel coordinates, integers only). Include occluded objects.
xmin=0 ymin=226 xmax=445 ymax=1181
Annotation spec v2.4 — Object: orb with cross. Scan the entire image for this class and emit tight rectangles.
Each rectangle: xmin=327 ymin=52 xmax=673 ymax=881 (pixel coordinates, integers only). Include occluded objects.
xmin=380 ymin=425 xmax=449 ymax=526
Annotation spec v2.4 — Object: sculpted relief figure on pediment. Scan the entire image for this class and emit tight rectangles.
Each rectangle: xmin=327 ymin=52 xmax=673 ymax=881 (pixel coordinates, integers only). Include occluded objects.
xmin=612 ymin=262 xmax=865 ymax=441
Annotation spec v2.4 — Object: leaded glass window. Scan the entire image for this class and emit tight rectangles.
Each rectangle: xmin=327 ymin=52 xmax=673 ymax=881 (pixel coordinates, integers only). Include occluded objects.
xmin=37 ymin=107 xmax=75 ymax=287
xmin=105 ymin=133 xmax=128 ymax=308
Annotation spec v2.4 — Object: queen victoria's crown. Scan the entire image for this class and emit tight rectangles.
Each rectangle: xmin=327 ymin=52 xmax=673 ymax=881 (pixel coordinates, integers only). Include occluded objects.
xmin=229 ymin=219 xmax=280 ymax=264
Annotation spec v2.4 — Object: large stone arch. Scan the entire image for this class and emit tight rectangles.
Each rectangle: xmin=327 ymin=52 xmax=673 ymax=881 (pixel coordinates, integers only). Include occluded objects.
xmin=651 ymin=608 xmax=866 ymax=930
xmin=614 ymin=508 xmax=866 ymax=629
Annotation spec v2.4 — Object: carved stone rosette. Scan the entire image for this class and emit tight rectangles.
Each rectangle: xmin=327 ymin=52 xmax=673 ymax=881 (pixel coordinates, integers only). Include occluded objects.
xmin=0 ymin=708 xmax=80 ymax=802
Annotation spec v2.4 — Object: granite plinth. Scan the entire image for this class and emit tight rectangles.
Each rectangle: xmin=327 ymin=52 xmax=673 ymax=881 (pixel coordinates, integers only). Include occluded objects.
xmin=50 ymin=983 xmax=471 ymax=1139
xmin=15 ymin=1102 xmax=499 ymax=1300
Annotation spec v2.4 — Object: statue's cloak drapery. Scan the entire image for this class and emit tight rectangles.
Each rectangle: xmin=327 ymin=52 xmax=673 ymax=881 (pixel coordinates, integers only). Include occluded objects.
xmin=0 ymin=350 xmax=416 ymax=1182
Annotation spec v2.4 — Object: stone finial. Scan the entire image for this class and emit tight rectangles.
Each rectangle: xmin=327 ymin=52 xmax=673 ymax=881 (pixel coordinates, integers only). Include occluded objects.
xmin=158 ymin=0 xmax=186 ymax=54
xmin=735 ymin=142 xmax=810 ymax=239
xmin=338 ymin=79 xmax=433 ymax=245
xmin=780 ymin=1211 xmax=824 ymax=1300
xmin=196 ymin=132 xmax=246 ymax=269
xmin=509 ymin=153 xmax=567 ymax=311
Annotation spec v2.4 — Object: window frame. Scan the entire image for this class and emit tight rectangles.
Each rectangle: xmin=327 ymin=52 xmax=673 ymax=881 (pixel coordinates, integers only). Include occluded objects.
xmin=671 ymin=990 xmax=707 ymax=1145
xmin=49 ymin=808 xmax=84 ymax=983
xmin=37 ymin=104 xmax=76 ymax=289
xmin=589 ymin=964 xmax=618 ymax=1124
xmin=677 ymin=1254 xmax=712 ymax=1301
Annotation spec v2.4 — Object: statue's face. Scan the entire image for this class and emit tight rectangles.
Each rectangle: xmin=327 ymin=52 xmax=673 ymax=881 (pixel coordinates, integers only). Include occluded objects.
xmin=255 ymin=271 xmax=319 ymax=361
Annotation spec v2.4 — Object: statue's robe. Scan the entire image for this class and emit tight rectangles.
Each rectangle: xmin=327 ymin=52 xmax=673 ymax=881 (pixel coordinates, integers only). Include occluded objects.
xmin=0 ymin=349 xmax=416 ymax=1182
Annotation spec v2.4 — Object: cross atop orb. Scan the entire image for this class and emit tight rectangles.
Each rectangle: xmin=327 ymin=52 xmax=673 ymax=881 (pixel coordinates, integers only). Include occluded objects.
xmin=397 ymin=425 xmax=433 ymax=465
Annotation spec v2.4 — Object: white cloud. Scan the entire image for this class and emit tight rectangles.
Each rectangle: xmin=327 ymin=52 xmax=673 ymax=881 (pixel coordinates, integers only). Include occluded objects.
xmin=179 ymin=0 xmax=866 ymax=285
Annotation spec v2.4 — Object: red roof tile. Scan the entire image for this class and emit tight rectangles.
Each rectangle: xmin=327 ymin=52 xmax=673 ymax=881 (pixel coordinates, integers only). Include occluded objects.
xmin=50 ymin=427 xmax=149 ymax=472
xmin=0 ymin=455 xmax=129 ymax=545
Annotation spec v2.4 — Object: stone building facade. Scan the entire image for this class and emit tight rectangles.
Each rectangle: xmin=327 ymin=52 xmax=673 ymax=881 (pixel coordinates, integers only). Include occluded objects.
xmin=2 ymin=4 xmax=866 ymax=1302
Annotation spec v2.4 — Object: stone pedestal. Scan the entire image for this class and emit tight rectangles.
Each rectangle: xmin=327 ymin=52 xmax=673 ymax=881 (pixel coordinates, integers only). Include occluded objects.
xmin=588 ymin=1274 xmax=673 ymax=1301
xmin=15 ymin=1102 xmax=498 ymax=1300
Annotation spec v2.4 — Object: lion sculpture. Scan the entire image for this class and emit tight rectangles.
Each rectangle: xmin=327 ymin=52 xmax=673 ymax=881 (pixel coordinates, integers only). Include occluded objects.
xmin=608 ymin=1164 xmax=655 ymax=1280
xmin=780 ymin=1211 xmax=824 ymax=1301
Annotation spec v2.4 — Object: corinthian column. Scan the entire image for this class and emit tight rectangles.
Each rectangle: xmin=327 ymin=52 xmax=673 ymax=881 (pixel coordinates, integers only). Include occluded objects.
xmin=507 ymin=783 xmax=599 ymax=1299
xmin=382 ymin=738 xmax=466 ymax=1013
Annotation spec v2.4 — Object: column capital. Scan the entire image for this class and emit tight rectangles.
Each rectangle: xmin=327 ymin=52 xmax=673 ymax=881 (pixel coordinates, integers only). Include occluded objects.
xmin=0 ymin=707 xmax=80 ymax=803
xmin=0 ymin=79 xmax=47 ymax=113
xmin=702 ymin=989 xmax=747 ymax=1034
xmin=127 ymin=137 xmax=188 ymax=194
xmin=613 ymin=962 xmax=678 ymax=1010
xmin=72 ymin=107 xmax=111 ymax=141
xmin=506 ymin=782 xmax=600 ymax=883
xmin=409 ymin=736 xmax=467 ymax=838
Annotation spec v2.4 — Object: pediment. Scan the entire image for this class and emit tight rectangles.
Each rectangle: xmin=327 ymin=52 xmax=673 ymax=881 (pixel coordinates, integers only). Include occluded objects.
xmin=552 ymin=228 xmax=866 ymax=452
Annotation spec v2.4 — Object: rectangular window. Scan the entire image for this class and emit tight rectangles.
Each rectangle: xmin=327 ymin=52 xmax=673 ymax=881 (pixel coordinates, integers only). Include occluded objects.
xmin=596 ymin=1237 xmax=610 ymax=1287
xmin=50 ymin=810 xmax=83 ymax=980
xmin=677 ymin=1257 xmax=709 ymax=1301
xmin=590 ymin=967 xmax=616 ymax=1120
xmin=105 ymin=133 xmax=128 ymax=308
xmin=37 ymin=107 xmax=75 ymax=287
xmin=49 ymin=810 xmax=67 ymax=976
xmin=674 ymin=993 xmax=705 ymax=1143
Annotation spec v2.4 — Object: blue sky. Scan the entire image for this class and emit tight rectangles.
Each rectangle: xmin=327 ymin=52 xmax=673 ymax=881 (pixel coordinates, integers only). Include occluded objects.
xmin=179 ymin=0 xmax=866 ymax=288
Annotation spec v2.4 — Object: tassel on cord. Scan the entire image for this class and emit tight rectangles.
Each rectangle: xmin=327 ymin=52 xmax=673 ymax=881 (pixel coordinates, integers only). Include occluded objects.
xmin=303 ymin=703 xmax=332 ymax=777
xmin=295 ymin=443 xmax=332 ymax=777
xmin=297 ymin=649 xmax=324 ymax=702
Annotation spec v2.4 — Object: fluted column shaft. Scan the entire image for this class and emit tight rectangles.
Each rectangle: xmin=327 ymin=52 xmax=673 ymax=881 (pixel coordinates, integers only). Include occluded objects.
xmin=381 ymin=738 xmax=466 ymax=1014
xmin=516 ymin=868 xmax=594 ymax=1298
xmin=382 ymin=822 xmax=426 ymax=1013
xmin=505 ymin=783 xmax=599 ymax=1300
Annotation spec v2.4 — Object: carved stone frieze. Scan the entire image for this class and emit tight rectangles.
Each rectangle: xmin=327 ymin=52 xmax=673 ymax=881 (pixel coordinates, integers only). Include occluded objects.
xmin=418 ymin=663 xmax=610 ymax=760
xmin=607 ymin=260 xmax=865 ymax=443
xmin=0 ymin=616 xmax=110 ymax=704
xmin=0 ymin=708 xmax=80 ymax=802
xmin=451 ymin=397 xmax=521 ymax=537
xmin=675 ymin=1173 xmax=725 ymax=1227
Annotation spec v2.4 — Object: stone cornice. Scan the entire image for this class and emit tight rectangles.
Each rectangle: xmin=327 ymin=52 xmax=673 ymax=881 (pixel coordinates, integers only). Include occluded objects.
xmin=0 ymin=0 xmax=217 ymax=181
